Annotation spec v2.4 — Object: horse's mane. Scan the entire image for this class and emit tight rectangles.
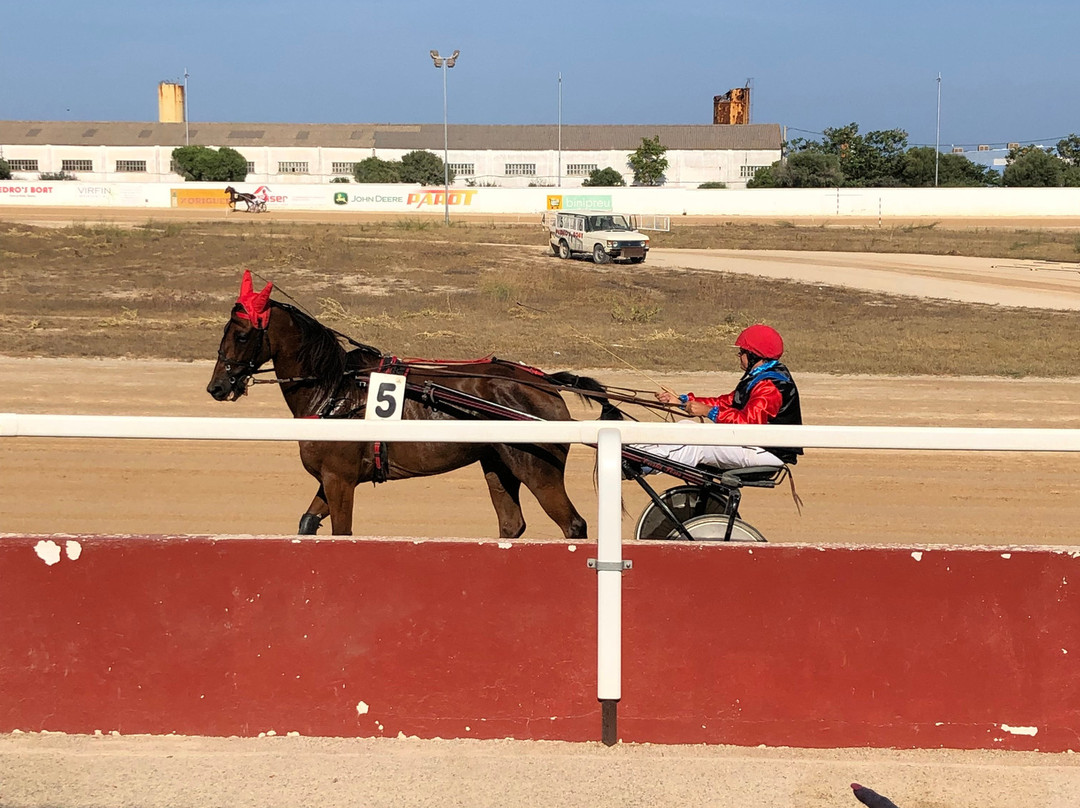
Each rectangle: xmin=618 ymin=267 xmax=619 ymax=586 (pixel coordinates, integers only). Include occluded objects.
xmin=270 ymin=300 xmax=382 ymax=387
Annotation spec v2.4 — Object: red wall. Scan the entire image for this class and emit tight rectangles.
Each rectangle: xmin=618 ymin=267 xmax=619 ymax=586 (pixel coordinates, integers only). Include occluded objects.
xmin=1 ymin=535 xmax=1076 ymax=750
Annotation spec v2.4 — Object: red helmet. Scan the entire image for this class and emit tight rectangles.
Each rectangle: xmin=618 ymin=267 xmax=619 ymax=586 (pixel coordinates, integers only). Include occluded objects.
xmin=735 ymin=324 xmax=784 ymax=359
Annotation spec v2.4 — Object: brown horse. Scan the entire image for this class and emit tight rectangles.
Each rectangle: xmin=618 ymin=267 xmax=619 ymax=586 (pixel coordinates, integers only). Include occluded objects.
xmin=206 ymin=273 xmax=620 ymax=537
xmin=224 ymin=186 xmax=263 ymax=213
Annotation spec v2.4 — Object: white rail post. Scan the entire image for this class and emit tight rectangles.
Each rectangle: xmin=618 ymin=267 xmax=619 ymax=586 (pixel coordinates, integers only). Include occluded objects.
xmin=593 ymin=426 xmax=628 ymax=746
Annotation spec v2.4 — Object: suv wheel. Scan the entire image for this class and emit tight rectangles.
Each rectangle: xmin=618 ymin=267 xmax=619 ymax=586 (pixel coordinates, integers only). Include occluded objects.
xmin=592 ymin=244 xmax=611 ymax=264
xmin=558 ymin=240 xmax=571 ymax=259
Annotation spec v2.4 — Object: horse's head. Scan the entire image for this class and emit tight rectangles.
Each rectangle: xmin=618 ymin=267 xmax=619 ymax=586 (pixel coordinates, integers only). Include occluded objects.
xmin=207 ymin=271 xmax=274 ymax=401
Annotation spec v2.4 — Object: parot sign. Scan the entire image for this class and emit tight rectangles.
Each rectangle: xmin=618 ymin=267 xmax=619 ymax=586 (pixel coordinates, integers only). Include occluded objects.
xmin=406 ymin=189 xmax=478 ymax=208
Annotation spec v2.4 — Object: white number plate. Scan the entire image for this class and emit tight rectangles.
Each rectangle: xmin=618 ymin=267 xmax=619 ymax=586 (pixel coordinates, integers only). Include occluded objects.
xmin=365 ymin=372 xmax=406 ymax=421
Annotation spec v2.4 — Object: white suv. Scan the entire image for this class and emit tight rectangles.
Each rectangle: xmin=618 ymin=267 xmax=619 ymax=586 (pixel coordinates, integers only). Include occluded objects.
xmin=547 ymin=211 xmax=650 ymax=264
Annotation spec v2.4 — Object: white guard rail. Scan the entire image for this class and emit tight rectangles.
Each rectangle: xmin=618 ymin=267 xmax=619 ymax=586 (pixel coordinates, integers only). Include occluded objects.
xmin=5 ymin=412 xmax=1080 ymax=743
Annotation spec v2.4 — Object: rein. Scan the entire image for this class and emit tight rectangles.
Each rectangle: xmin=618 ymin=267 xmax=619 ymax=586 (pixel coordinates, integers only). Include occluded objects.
xmin=218 ymin=286 xmax=682 ymax=420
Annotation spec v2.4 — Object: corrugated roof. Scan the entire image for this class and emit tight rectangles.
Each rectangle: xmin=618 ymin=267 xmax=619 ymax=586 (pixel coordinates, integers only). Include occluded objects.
xmin=0 ymin=121 xmax=782 ymax=151
xmin=378 ymin=123 xmax=781 ymax=151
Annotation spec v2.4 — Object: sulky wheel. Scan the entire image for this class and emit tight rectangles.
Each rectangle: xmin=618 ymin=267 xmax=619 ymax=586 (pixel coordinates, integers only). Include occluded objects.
xmin=634 ymin=485 xmax=731 ymax=540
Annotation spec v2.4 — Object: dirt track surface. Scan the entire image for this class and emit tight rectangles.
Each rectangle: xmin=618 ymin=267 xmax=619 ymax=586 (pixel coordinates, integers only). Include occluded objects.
xmin=648 ymin=248 xmax=1080 ymax=310
xmin=3 ymin=358 xmax=1080 ymax=545
xmin=2 ymin=734 xmax=1076 ymax=808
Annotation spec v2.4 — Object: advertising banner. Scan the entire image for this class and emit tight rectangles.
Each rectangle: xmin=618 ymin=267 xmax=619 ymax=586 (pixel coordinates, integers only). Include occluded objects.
xmin=546 ymin=194 xmax=613 ymax=211
xmin=170 ymin=188 xmax=229 ymax=208
xmin=331 ymin=188 xmax=481 ymax=211
xmin=0 ymin=184 xmax=57 ymax=203
xmin=4 ymin=181 xmax=1080 ymax=218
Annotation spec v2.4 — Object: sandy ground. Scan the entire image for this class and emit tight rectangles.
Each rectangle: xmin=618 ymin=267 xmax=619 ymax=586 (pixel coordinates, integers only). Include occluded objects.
xmin=3 ymin=206 xmax=1080 ymax=806
xmin=648 ymin=248 xmax=1080 ymax=310
xmin=1 ymin=734 xmax=1077 ymax=808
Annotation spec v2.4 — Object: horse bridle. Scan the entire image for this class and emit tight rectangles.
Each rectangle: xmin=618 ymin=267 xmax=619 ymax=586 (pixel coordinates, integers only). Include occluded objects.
xmin=217 ymin=322 xmax=270 ymax=392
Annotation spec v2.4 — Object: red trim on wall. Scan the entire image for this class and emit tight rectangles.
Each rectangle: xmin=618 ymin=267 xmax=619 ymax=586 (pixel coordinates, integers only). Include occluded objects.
xmin=0 ymin=536 xmax=1076 ymax=750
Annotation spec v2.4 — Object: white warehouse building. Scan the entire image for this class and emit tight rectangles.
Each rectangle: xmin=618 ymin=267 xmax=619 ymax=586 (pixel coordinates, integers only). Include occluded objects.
xmin=0 ymin=121 xmax=782 ymax=189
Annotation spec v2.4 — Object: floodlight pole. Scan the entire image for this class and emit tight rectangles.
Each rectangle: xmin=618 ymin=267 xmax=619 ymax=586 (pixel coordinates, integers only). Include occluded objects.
xmin=935 ymin=72 xmax=941 ymax=187
xmin=558 ymin=72 xmax=562 ymax=187
xmin=184 ymin=68 xmax=190 ymax=146
xmin=430 ymin=49 xmax=459 ymax=225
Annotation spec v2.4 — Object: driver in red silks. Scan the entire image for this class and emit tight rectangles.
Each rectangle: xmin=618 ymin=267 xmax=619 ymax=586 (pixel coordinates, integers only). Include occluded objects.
xmin=628 ymin=324 xmax=804 ymax=475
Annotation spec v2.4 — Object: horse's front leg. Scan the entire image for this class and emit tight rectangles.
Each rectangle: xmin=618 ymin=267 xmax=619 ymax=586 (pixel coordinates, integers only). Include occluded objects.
xmin=323 ymin=472 xmax=357 ymax=535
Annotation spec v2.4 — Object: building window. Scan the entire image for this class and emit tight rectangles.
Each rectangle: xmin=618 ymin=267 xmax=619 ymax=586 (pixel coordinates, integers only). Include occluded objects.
xmin=447 ymin=163 xmax=474 ymax=176
xmin=7 ymin=159 xmax=38 ymax=172
xmin=331 ymin=161 xmax=358 ymax=175
xmin=505 ymin=163 xmax=536 ymax=176
xmin=278 ymin=161 xmax=309 ymax=174
xmin=115 ymin=160 xmax=147 ymax=173
xmin=739 ymin=165 xmax=766 ymax=178
xmin=566 ymin=163 xmax=597 ymax=176
xmin=61 ymin=159 xmax=93 ymax=172
xmin=247 ymin=161 xmax=256 ymax=174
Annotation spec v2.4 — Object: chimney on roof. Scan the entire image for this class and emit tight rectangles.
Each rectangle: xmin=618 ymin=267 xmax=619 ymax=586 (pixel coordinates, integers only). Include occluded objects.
xmin=158 ymin=81 xmax=185 ymax=123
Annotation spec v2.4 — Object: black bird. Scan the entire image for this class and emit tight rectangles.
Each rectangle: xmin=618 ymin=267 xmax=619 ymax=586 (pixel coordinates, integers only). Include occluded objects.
xmin=851 ymin=782 xmax=901 ymax=808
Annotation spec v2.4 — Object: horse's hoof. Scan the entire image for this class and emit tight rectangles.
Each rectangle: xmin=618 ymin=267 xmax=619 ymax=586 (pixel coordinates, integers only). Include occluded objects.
xmin=298 ymin=513 xmax=323 ymax=535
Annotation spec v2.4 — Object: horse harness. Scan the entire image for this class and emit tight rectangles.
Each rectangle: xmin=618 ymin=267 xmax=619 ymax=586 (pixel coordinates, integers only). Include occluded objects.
xmin=217 ymin=326 xmax=268 ymax=394
xmin=224 ymin=327 xmax=623 ymax=486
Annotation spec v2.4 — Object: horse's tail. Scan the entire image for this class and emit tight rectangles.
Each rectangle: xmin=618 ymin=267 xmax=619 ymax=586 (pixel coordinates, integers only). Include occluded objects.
xmin=545 ymin=371 xmax=624 ymax=421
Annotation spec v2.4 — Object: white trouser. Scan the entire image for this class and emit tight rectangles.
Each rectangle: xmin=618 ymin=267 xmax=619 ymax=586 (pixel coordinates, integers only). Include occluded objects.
xmin=631 ymin=419 xmax=784 ymax=472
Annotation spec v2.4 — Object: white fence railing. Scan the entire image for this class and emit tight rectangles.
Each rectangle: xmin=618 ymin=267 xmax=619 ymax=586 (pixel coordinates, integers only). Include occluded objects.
xmin=4 ymin=412 xmax=1080 ymax=743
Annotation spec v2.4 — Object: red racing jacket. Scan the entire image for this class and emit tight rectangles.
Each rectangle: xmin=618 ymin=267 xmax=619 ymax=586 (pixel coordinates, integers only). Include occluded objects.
xmin=683 ymin=360 xmax=803 ymax=462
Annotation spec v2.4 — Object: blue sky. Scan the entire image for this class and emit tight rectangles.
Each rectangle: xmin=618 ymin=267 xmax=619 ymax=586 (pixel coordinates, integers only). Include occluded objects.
xmin=3 ymin=0 xmax=1076 ymax=149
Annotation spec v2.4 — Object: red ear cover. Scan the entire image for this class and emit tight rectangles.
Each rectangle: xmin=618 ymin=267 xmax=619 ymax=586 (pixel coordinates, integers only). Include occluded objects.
xmin=236 ymin=269 xmax=273 ymax=328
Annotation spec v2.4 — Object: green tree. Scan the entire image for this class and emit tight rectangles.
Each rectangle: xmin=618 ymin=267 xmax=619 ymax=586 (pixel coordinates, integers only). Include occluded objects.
xmin=745 ymin=165 xmax=776 ymax=188
xmin=171 ymin=146 xmax=248 ymax=181
xmin=901 ymin=146 xmax=999 ymax=187
xmin=1055 ymin=134 xmax=1080 ymax=166
xmin=627 ymin=135 xmax=668 ymax=186
xmin=697 ymin=181 xmax=727 ymax=189
xmin=1003 ymin=147 xmax=1066 ymax=187
xmin=790 ymin=123 xmax=908 ymax=186
xmin=747 ymin=151 xmax=843 ymax=188
xmin=581 ymin=167 xmax=626 ymax=187
xmin=0 ymin=158 xmax=10 ymax=180
xmin=353 ymin=157 xmax=401 ymax=183
xmin=400 ymin=150 xmax=454 ymax=185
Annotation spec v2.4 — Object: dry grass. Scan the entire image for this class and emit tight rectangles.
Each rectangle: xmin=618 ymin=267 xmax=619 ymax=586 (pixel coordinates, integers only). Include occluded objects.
xmin=1 ymin=218 xmax=1078 ymax=377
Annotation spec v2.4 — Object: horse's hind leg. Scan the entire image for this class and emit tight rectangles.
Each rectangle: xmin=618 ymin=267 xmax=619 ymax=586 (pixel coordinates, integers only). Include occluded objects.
xmin=501 ymin=445 xmax=587 ymax=539
xmin=481 ymin=454 xmax=526 ymax=538
xmin=323 ymin=472 xmax=357 ymax=536
xmin=298 ymin=485 xmax=329 ymax=534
